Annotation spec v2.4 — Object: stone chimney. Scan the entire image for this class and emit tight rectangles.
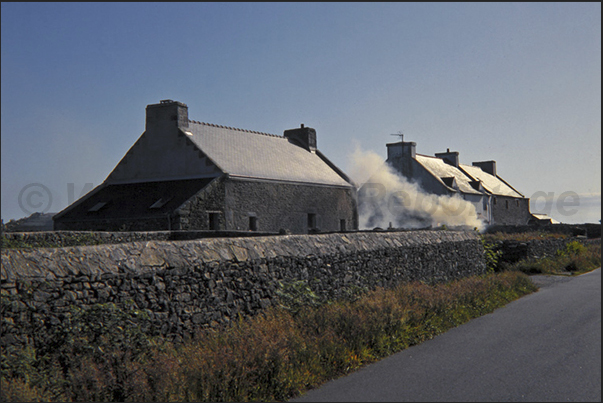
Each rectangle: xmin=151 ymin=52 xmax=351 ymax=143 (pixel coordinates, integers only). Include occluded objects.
xmin=145 ymin=99 xmax=189 ymax=131
xmin=284 ymin=124 xmax=317 ymax=151
xmin=386 ymin=138 xmax=416 ymax=178
xmin=472 ymin=160 xmax=497 ymax=176
xmin=435 ymin=148 xmax=459 ymax=168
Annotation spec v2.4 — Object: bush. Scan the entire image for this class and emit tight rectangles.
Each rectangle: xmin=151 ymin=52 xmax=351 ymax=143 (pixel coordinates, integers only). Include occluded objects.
xmin=509 ymin=241 xmax=600 ymax=275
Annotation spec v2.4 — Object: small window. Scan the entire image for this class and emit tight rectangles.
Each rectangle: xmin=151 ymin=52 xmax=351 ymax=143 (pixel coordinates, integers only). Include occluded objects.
xmin=516 ymin=200 xmax=519 ymax=207
xmin=149 ymin=197 xmax=172 ymax=209
xmin=505 ymin=200 xmax=509 ymax=209
xmin=307 ymin=213 xmax=316 ymax=230
xmin=88 ymin=202 xmax=107 ymax=212
xmin=249 ymin=216 xmax=258 ymax=231
xmin=209 ymin=212 xmax=220 ymax=230
xmin=493 ymin=197 xmax=497 ymax=205
xmin=340 ymin=219 xmax=346 ymax=232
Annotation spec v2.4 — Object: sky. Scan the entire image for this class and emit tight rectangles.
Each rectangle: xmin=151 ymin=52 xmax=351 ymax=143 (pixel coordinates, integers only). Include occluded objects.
xmin=1 ymin=2 xmax=601 ymax=225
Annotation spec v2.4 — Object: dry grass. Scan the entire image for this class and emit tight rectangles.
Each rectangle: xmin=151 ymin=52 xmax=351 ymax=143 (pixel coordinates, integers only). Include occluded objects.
xmin=2 ymin=272 xmax=538 ymax=402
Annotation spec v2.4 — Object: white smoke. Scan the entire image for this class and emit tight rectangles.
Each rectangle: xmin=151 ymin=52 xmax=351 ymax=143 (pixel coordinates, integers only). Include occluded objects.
xmin=349 ymin=146 xmax=484 ymax=231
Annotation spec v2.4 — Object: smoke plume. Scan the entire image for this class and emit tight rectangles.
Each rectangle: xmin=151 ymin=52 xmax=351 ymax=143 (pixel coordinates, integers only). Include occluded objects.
xmin=349 ymin=147 xmax=484 ymax=231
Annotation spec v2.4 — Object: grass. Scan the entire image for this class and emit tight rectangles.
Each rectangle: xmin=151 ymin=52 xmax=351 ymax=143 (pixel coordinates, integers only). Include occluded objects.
xmin=504 ymin=240 xmax=601 ymax=276
xmin=2 ymin=271 xmax=537 ymax=402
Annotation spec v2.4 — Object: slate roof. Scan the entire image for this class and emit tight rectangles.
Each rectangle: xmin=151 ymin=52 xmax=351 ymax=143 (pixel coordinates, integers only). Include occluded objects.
xmin=459 ymin=164 xmax=524 ymax=198
xmin=415 ymin=155 xmax=483 ymax=195
xmin=55 ymin=178 xmax=214 ymax=221
xmin=182 ymin=121 xmax=352 ymax=188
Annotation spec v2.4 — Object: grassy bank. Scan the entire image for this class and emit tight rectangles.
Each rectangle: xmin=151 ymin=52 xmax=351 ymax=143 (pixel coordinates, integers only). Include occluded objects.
xmin=2 ymin=271 xmax=537 ymax=402
xmin=504 ymin=240 xmax=601 ymax=276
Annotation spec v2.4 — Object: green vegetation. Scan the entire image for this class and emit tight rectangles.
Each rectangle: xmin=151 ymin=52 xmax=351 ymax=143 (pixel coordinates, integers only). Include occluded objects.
xmin=2 ymin=272 xmax=536 ymax=402
xmin=506 ymin=241 xmax=601 ymax=276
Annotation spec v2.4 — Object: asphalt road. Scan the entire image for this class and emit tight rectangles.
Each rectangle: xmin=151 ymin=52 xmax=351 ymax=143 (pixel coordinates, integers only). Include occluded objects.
xmin=292 ymin=269 xmax=601 ymax=402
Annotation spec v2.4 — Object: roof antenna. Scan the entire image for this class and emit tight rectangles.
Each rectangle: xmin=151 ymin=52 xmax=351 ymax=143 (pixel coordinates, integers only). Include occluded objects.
xmin=390 ymin=130 xmax=404 ymax=142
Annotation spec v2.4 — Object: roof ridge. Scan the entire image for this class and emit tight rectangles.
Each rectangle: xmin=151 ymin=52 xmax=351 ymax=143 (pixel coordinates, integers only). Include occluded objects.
xmin=188 ymin=120 xmax=282 ymax=138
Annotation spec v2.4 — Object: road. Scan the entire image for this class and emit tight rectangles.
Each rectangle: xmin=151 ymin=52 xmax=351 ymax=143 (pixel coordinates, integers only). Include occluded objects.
xmin=292 ymin=269 xmax=601 ymax=402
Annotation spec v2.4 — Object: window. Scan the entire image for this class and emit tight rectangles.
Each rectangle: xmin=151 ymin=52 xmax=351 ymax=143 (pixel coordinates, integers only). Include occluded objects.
xmin=149 ymin=197 xmax=172 ymax=209
xmin=493 ymin=197 xmax=497 ymax=205
xmin=208 ymin=212 xmax=220 ymax=230
xmin=516 ymin=200 xmax=519 ymax=207
xmin=340 ymin=219 xmax=346 ymax=232
xmin=505 ymin=200 xmax=509 ymax=209
xmin=249 ymin=216 xmax=258 ymax=231
xmin=88 ymin=202 xmax=107 ymax=212
xmin=307 ymin=213 xmax=316 ymax=230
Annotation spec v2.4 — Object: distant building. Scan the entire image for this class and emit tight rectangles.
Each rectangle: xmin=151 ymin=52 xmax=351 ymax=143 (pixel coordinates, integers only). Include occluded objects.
xmin=384 ymin=137 xmax=531 ymax=226
xmin=2 ymin=213 xmax=56 ymax=232
xmin=54 ymin=100 xmax=358 ymax=233
xmin=527 ymin=213 xmax=560 ymax=225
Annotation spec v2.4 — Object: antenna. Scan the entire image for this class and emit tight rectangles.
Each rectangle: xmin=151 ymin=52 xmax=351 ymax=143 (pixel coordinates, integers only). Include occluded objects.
xmin=390 ymin=130 xmax=404 ymax=141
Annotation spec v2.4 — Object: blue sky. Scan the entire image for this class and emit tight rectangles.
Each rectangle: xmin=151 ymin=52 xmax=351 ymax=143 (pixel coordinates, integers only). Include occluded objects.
xmin=2 ymin=2 xmax=600 ymax=224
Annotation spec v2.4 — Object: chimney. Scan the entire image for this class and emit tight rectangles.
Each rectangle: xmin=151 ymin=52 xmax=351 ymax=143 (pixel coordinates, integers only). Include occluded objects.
xmin=145 ymin=99 xmax=189 ymax=131
xmin=386 ymin=140 xmax=416 ymax=161
xmin=435 ymin=149 xmax=459 ymax=167
xmin=386 ymin=139 xmax=416 ymax=178
xmin=284 ymin=124 xmax=317 ymax=151
xmin=472 ymin=160 xmax=497 ymax=176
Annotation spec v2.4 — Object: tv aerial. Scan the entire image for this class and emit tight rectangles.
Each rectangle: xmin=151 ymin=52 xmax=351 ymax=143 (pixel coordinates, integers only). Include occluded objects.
xmin=390 ymin=130 xmax=404 ymax=141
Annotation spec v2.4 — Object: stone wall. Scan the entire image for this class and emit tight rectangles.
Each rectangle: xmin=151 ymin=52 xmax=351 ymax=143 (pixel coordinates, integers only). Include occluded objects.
xmin=1 ymin=229 xmax=279 ymax=248
xmin=175 ymin=176 xmax=226 ymax=230
xmin=224 ymin=178 xmax=358 ymax=233
xmin=1 ymin=230 xmax=485 ymax=346
xmin=485 ymin=223 xmax=601 ymax=239
xmin=490 ymin=196 xmax=532 ymax=226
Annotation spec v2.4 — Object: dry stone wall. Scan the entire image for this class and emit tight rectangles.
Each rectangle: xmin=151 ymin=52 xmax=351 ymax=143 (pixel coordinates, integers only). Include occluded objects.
xmin=2 ymin=230 xmax=486 ymax=346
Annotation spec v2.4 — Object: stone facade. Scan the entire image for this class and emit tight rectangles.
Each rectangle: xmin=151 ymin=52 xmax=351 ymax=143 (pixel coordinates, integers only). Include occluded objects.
xmin=223 ymin=178 xmax=358 ymax=233
xmin=53 ymin=100 xmax=358 ymax=234
xmin=2 ymin=230 xmax=485 ymax=346
xmin=490 ymin=196 xmax=532 ymax=226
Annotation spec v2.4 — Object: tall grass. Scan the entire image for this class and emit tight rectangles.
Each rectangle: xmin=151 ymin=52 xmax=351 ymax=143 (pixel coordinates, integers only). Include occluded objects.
xmin=1 ymin=271 xmax=536 ymax=402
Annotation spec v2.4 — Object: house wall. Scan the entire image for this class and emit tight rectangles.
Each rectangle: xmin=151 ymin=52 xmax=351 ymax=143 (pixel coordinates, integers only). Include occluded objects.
xmin=53 ymin=213 xmax=175 ymax=232
xmin=174 ymin=177 xmax=226 ymax=230
xmin=463 ymin=193 xmax=489 ymax=225
xmin=224 ymin=178 xmax=358 ymax=234
xmin=106 ymin=101 xmax=221 ymax=184
xmin=491 ymin=196 xmax=531 ymax=225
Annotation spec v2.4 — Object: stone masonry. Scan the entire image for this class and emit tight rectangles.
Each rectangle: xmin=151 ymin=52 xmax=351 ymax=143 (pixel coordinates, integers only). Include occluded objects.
xmin=2 ymin=230 xmax=486 ymax=346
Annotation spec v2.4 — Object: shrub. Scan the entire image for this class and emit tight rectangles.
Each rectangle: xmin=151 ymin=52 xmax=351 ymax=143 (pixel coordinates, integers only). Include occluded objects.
xmin=509 ymin=241 xmax=600 ymax=275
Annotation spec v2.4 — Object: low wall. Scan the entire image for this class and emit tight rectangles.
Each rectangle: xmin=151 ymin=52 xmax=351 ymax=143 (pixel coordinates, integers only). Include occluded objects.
xmin=485 ymin=223 xmax=601 ymax=239
xmin=1 ymin=229 xmax=279 ymax=248
xmin=1 ymin=230 xmax=485 ymax=346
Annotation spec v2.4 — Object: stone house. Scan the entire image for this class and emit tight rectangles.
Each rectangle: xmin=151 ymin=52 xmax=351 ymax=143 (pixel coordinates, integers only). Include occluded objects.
xmin=384 ymin=137 xmax=531 ymax=226
xmin=53 ymin=100 xmax=358 ymax=233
